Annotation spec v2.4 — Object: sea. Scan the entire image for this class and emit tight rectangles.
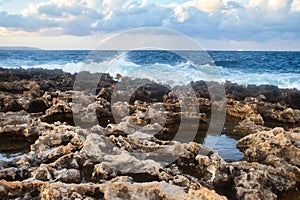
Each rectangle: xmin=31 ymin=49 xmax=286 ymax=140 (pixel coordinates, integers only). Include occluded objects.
xmin=0 ymin=50 xmax=299 ymax=89
xmin=0 ymin=50 xmax=299 ymax=161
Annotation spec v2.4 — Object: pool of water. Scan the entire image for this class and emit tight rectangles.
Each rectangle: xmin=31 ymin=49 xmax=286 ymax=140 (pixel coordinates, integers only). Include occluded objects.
xmin=0 ymin=152 xmax=26 ymax=162
xmin=204 ymin=134 xmax=244 ymax=161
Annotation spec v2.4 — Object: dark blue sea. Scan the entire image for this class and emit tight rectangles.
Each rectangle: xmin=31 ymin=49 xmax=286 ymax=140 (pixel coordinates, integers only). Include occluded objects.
xmin=0 ymin=50 xmax=299 ymax=89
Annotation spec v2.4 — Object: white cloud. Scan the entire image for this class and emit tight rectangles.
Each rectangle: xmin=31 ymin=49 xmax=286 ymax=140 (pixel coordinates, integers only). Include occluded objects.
xmin=268 ymin=0 xmax=289 ymax=10
xmin=247 ymin=0 xmax=267 ymax=8
xmin=194 ymin=0 xmax=224 ymax=12
xmin=247 ymin=0 xmax=291 ymax=10
xmin=174 ymin=6 xmax=189 ymax=22
xmin=291 ymin=0 xmax=300 ymax=12
xmin=0 ymin=0 xmax=299 ymax=43
xmin=102 ymin=0 xmax=123 ymax=11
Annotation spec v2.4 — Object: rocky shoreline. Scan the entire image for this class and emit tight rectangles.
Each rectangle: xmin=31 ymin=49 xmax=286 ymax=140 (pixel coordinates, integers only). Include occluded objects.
xmin=0 ymin=67 xmax=299 ymax=200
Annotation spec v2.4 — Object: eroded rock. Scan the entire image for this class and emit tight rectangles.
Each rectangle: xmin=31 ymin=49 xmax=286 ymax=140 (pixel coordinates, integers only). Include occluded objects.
xmin=237 ymin=127 xmax=300 ymax=166
xmin=1 ymin=68 xmax=300 ymax=200
xmin=0 ymin=180 xmax=227 ymax=200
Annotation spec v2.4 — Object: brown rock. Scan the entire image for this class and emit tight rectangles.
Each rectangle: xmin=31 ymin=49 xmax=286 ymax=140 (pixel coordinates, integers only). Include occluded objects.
xmin=0 ymin=179 xmax=228 ymax=200
xmin=233 ymin=114 xmax=270 ymax=137
xmin=226 ymin=99 xmax=254 ymax=119
xmin=237 ymin=127 xmax=300 ymax=166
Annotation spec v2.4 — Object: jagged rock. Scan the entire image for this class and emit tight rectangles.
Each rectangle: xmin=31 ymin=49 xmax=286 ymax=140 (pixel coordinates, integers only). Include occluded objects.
xmin=232 ymin=114 xmax=270 ymax=137
xmin=0 ymin=179 xmax=227 ymax=200
xmin=111 ymin=78 xmax=170 ymax=104
xmin=99 ymin=182 xmax=225 ymax=200
xmin=105 ymin=116 xmax=163 ymax=136
xmin=92 ymin=151 xmax=162 ymax=181
xmin=0 ymin=93 xmax=23 ymax=112
xmin=34 ymin=164 xmax=52 ymax=181
xmin=195 ymin=153 xmax=299 ymax=200
xmin=0 ymin=80 xmax=50 ymax=113
xmin=290 ymin=127 xmax=300 ymax=133
xmin=224 ymin=82 xmax=300 ymax=109
xmin=247 ymin=113 xmax=264 ymax=125
xmin=46 ymin=91 xmax=113 ymax=127
xmin=230 ymin=161 xmax=299 ymax=200
xmin=257 ymin=103 xmax=300 ymax=124
xmin=270 ymin=108 xmax=300 ymax=124
xmin=0 ymin=167 xmax=30 ymax=181
xmin=109 ymin=134 xmax=167 ymax=154
xmin=226 ymin=99 xmax=254 ymax=119
xmin=1 ymin=67 xmax=300 ymax=200
xmin=234 ymin=128 xmax=300 ymax=198
xmin=237 ymin=127 xmax=300 ymax=166
xmin=187 ymin=187 xmax=227 ymax=200
xmin=51 ymin=153 xmax=80 ymax=170
xmin=0 ymin=111 xmax=39 ymax=141
xmin=111 ymin=101 xmax=130 ymax=119
xmin=80 ymin=133 xmax=113 ymax=163
xmin=29 ymin=123 xmax=85 ymax=163
xmin=54 ymin=168 xmax=81 ymax=183
xmin=0 ymin=111 xmax=32 ymax=134
xmin=0 ymin=80 xmax=39 ymax=94
xmin=41 ymin=98 xmax=73 ymax=125
xmin=21 ymin=98 xmax=49 ymax=113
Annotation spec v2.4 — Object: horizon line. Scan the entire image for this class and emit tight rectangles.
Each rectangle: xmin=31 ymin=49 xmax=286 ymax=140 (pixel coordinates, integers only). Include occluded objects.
xmin=0 ymin=46 xmax=300 ymax=52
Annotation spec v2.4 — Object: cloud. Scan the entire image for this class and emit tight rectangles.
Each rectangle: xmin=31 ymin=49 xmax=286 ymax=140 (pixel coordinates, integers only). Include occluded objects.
xmin=37 ymin=3 xmax=83 ymax=17
xmin=247 ymin=0 xmax=291 ymax=10
xmin=94 ymin=3 xmax=172 ymax=31
xmin=0 ymin=11 xmax=58 ymax=32
xmin=0 ymin=0 xmax=299 ymax=42
xmin=291 ymin=0 xmax=300 ymax=12
xmin=174 ymin=6 xmax=189 ymax=22
xmin=194 ymin=0 xmax=224 ymax=12
xmin=225 ymin=1 xmax=242 ymax=9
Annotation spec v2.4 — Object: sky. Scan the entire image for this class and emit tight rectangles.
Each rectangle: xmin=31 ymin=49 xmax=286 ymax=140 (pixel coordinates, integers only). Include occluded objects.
xmin=0 ymin=0 xmax=300 ymax=50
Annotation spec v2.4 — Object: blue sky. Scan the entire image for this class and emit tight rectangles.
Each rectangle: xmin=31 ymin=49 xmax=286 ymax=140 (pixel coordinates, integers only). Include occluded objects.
xmin=0 ymin=0 xmax=300 ymax=50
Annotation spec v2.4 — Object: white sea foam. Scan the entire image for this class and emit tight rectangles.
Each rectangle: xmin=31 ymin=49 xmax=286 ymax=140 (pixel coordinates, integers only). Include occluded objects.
xmin=2 ymin=57 xmax=299 ymax=89
xmin=218 ymin=66 xmax=300 ymax=89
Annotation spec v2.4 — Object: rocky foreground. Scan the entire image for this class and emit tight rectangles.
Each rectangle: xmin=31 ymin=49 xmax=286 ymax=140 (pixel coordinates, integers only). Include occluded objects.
xmin=0 ymin=67 xmax=299 ymax=200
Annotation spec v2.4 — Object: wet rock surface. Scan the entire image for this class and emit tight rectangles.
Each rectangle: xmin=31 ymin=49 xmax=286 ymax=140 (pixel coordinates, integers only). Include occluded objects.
xmin=0 ymin=68 xmax=299 ymax=200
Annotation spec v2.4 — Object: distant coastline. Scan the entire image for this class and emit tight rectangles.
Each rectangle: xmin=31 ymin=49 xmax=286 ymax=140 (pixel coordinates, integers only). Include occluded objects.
xmin=0 ymin=46 xmax=41 ymax=50
xmin=0 ymin=46 xmax=298 ymax=51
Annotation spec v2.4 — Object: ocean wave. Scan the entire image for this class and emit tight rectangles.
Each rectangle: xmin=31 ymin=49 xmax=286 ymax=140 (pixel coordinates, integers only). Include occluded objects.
xmin=218 ymin=66 xmax=300 ymax=89
xmin=1 ymin=56 xmax=299 ymax=89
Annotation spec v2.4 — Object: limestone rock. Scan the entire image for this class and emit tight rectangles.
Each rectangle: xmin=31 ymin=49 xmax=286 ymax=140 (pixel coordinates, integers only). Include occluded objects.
xmin=0 ymin=167 xmax=30 ymax=181
xmin=0 ymin=111 xmax=38 ymax=140
xmin=1 ymin=67 xmax=300 ymax=200
xmin=0 ymin=180 xmax=227 ymax=200
xmin=54 ymin=168 xmax=81 ymax=183
xmin=233 ymin=114 xmax=270 ymax=137
xmin=226 ymin=99 xmax=254 ymax=119
xmin=34 ymin=164 xmax=52 ymax=181
xmin=30 ymin=123 xmax=85 ymax=163
xmin=237 ymin=127 xmax=300 ymax=166
xmin=80 ymin=133 xmax=113 ymax=163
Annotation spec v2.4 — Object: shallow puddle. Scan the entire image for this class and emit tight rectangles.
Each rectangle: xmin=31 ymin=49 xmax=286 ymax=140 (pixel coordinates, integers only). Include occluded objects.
xmin=0 ymin=152 xmax=26 ymax=162
xmin=204 ymin=134 xmax=244 ymax=161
